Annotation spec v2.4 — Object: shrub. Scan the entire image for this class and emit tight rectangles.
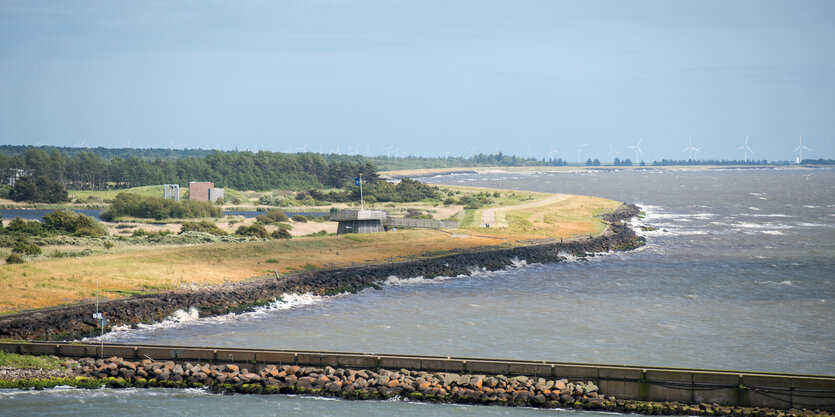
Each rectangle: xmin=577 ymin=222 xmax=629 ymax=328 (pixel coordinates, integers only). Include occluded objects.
xmin=270 ymin=228 xmax=292 ymax=239
xmin=42 ymin=210 xmax=108 ymax=237
xmin=180 ymin=220 xmax=227 ymax=236
xmin=276 ymin=223 xmax=292 ymax=231
xmin=235 ymin=223 xmax=270 ymax=239
xmin=291 ymin=215 xmax=308 ymax=223
xmin=264 ymin=209 xmax=288 ymax=222
xmin=102 ymin=193 xmax=222 ymax=220
xmin=255 ymin=215 xmax=273 ymax=225
xmin=443 ymin=197 xmax=456 ymax=205
xmin=5 ymin=254 xmax=24 ymax=264
xmin=3 ymin=217 xmax=45 ymax=236
xmin=12 ymin=239 xmax=41 ymax=255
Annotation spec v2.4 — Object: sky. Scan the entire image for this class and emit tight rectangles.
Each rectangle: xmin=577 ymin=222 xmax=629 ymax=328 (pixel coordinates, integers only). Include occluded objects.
xmin=1 ymin=0 xmax=833 ymax=162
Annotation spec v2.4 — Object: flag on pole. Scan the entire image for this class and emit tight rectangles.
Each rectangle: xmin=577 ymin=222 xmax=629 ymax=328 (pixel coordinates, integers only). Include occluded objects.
xmin=354 ymin=176 xmax=361 ymax=186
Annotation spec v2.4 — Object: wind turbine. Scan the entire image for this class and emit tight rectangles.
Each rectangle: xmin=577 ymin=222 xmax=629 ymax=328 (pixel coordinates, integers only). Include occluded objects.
xmin=74 ymin=139 xmax=88 ymax=148
xmin=577 ymin=143 xmax=589 ymax=164
xmin=330 ymin=145 xmax=341 ymax=154
xmin=548 ymin=145 xmax=559 ymax=160
xmin=682 ymin=136 xmax=699 ymax=160
xmin=628 ymin=138 xmax=643 ymax=163
xmin=737 ymin=136 xmax=753 ymax=162
xmin=467 ymin=146 xmax=477 ymax=158
xmin=608 ymin=144 xmax=619 ymax=163
xmin=793 ymin=135 xmax=810 ymax=164
xmin=383 ymin=145 xmax=394 ymax=158
xmin=525 ymin=143 xmax=532 ymax=159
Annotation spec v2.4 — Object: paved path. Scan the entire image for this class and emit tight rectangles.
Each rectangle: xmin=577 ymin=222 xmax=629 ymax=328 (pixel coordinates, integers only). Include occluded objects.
xmin=481 ymin=194 xmax=568 ymax=228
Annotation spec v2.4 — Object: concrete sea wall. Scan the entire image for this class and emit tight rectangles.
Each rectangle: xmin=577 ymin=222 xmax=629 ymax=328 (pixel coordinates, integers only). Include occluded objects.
xmin=0 ymin=204 xmax=643 ymax=340
xmin=1 ymin=341 xmax=833 ymax=414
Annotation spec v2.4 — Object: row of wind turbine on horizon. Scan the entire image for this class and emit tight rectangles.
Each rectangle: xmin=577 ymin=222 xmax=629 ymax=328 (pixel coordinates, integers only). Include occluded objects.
xmin=197 ymin=134 xmax=810 ymax=163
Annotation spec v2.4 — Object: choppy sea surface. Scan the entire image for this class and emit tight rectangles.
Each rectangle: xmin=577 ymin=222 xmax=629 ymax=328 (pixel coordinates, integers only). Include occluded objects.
xmin=4 ymin=168 xmax=834 ymax=416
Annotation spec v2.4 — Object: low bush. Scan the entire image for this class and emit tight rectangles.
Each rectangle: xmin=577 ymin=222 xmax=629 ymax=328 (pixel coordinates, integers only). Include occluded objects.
xmin=5 ymin=253 xmax=24 ymax=264
xmin=12 ymin=239 xmax=41 ymax=255
xmin=271 ymin=228 xmax=292 ymax=239
xmin=42 ymin=210 xmax=108 ymax=237
xmin=180 ymin=220 xmax=227 ymax=236
xmin=291 ymin=215 xmax=308 ymax=223
xmin=235 ymin=224 xmax=270 ymax=239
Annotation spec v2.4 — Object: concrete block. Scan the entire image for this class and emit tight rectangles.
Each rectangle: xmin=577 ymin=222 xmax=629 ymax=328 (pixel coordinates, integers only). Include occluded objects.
xmin=420 ymin=359 xmax=464 ymax=373
xmin=175 ymin=348 xmax=215 ymax=361
xmin=693 ymin=372 xmax=739 ymax=405
xmin=20 ymin=344 xmax=59 ymax=355
xmin=465 ymin=361 xmax=509 ymax=375
xmin=99 ymin=346 xmax=137 ymax=359
xmin=506 ymin=363 xmax=552 ymax=377
xmin=59 ymin=344 xmax=96 ymax=357
xmin=136 ymin=347 xmax=178 ymax=361
xmin=296 ymin=353 xmax=325 ymax=366
xmin=553 ymin=364 xmax=599 ymax=380
xmin=255 ymin=352 xmax=296 ymax=364
xmin=333 ymin=355 xmax=379 ymax=369
xmin=215 ymin=350 xmax=256 ymax=363
xmin=646 ymin=370 xmax=693 ymax=403
xmin=379 ymin=357 xmax=422 ymax=370
xmin=0 ymin=342 xmax=19 ymax=353
xmin=791 ymin=377 xmax=835 ymax=412
xmin=598 ymin=367 xmax=644 ymax=400
xmin=743 ymin=374 xmax=792 ymax=409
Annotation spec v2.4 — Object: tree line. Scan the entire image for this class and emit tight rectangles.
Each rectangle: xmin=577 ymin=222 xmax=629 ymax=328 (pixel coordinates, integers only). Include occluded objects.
xmin=0 ymin=147 xmax=377 ymax=191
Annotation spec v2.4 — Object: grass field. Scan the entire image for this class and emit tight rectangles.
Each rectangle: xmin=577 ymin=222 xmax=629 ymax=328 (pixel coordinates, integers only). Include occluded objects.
xmin=0 ymin=187 xmax=623 ymax=313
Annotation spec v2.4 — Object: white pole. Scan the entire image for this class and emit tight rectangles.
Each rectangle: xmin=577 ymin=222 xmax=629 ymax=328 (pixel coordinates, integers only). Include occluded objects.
xmin=359 ymin=174 xmax=364 ymax=210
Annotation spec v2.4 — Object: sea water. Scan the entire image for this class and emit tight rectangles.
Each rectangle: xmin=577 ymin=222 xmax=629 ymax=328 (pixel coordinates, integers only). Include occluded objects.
xmin=5 ymin=168 xmax=834 ymax=416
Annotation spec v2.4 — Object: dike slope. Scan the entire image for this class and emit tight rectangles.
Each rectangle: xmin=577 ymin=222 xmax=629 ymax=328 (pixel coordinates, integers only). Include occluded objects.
xmin=0 ymin=204 xmax=642 ymax=340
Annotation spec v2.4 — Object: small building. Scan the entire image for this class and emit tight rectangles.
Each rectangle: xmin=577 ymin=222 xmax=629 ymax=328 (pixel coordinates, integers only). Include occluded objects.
xmin=163 ymin=184 xmax=180 ymax=201
xmin=5 ymin=169 xmax=27 ymax=187
xmin=189 ymin=181 xmax=224 ymax=202
xmin=331 ymin=209 xmax=458 ymax=234
xmin=331 ymin=209 xmax=387 ymax=234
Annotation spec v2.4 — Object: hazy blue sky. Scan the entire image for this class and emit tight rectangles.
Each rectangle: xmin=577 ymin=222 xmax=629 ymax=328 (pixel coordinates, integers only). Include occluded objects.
xmin=1 ymin=0 xmax=833 ymax=161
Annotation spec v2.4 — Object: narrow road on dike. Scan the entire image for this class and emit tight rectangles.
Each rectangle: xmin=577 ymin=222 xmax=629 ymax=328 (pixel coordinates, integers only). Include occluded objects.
xmin=482 ymin=194 xmax=568 ymax=228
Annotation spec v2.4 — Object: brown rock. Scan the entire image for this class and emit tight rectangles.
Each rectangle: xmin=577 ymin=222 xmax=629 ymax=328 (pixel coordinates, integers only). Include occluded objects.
xmin=418 ymin=381 xmax=431 ymax=392
xmin=316 ymin=375 xmax=330 ymax=386
xmin=225 ymin=364 xmax=239 ymax=373
xmin=326 ymin=381 xmax=343 ymax=392
xmin=554 ymin=381 xmax=566 ymax=391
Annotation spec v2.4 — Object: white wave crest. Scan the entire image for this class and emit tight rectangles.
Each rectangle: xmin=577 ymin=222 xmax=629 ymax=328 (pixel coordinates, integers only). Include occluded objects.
xmin=761 ymin=230 xmax=785 ymax=235
xmin=88 ymin=293 xmax=329 ymax=340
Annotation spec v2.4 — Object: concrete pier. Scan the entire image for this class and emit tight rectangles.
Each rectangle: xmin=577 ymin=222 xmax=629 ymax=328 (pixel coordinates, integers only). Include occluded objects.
xmin=2 ymin=341 xmax=832 ymax=411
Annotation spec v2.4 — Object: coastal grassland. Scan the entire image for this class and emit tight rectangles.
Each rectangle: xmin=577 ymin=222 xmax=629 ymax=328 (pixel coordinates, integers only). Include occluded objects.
xmin=0 ymin=189 xmax=622 ymax=313
xmin=0 ymin=350 xmax=62 ymax=369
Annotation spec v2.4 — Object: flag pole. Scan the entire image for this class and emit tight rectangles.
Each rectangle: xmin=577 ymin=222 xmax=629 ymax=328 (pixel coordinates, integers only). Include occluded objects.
xmin=359 ymin=174 xmax=364 ymax=210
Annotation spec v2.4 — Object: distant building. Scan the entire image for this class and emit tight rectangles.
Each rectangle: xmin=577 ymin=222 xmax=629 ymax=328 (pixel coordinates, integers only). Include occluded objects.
xmin=188 ymin=182 xmax=224 ymax=202
xmin=5 ymin=169 xmax=27 ymax=187
xmin=163 ymin=184 xmax=180 ymax=201
xmin=330 ymin=209 xmax=387 ymax=234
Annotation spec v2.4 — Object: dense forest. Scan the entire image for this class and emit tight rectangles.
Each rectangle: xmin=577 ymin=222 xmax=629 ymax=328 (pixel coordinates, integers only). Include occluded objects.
xmin=0 ymin=147 xmax=376 ymax=191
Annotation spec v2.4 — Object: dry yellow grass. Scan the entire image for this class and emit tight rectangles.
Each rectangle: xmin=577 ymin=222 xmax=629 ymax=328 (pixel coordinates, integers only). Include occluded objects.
xmin=0 ymin=191 xmax=622 ymax=313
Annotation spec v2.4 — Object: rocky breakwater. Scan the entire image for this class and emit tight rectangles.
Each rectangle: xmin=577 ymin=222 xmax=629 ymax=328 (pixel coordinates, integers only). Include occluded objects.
xmin=4 ymin=356 xmax=827 ymax=417
xmin=0 ymin=204 xmax=645 ymax=340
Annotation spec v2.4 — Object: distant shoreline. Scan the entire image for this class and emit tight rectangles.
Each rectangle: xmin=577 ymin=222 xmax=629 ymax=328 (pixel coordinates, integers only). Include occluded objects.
xmin=379 ymin=164 xmax=822 ymax=179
